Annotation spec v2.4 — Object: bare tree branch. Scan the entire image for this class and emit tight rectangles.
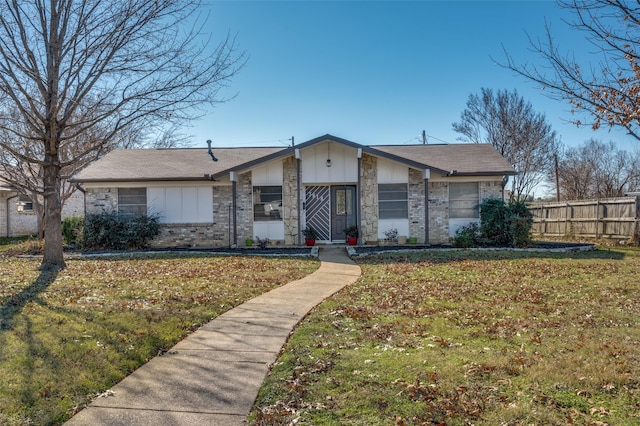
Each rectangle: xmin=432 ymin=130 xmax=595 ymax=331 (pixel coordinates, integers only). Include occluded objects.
xmin=0 ymin=0 xmax=245 ymax=268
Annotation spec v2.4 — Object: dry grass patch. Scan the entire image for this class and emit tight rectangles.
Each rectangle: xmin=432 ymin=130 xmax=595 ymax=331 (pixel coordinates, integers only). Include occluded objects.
xmin=252 ymin=248 xmax=640 ymax=425
xmin=0 ymin=253 xmax=318 ymax=425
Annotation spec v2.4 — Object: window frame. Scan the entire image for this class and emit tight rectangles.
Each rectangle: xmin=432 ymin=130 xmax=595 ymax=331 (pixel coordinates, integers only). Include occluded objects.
xmin=449 ymin=182 xmax=480 ymax=219
xmin=17 ymin=195 xmax=34 ymax=212
xmin=378 ymin=183 xmax=408 ymax=220
xmin=118 ymin=187 xmax=147 ymax=216
xmin=253 ymin=185 xmax=283 ymax=222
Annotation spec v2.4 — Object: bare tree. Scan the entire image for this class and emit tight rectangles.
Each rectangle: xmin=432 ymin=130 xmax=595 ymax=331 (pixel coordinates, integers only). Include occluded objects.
xmin=0 ymin=0 xmax=244 ymax=269
xmin=453 ymin=88 xmax=560 ymax=202
xmin=557 ymin=139 xmax=640 ymax=199
xmin=501 ymin=0 xmax=640 ymax=140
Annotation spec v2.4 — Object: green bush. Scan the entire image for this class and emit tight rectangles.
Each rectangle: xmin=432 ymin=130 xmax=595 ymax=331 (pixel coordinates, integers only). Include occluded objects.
xmin=62 ymin=216 xmax=84 ymax=247
xmin=84 ymin=211 xmax=160 ymax=250
xmin=506 ymin=201 xmax=533 ymax=247
xmin=451 ymin=222 xmax=482 ymax=248
xmin=453 ymin=199 xmax=533 ymax=248
xmin=479 ymin=198 xmax=509 ymax=246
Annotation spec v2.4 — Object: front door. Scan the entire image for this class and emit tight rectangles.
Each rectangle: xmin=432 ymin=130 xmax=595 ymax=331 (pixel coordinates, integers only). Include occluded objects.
xmin=331 ymin=186 xmax=356 ymax=241
xmin=305 ymin=185 xmax=357 ymax=242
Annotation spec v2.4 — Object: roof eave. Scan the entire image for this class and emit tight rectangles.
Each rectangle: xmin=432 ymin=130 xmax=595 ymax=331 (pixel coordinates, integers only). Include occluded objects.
xmin=71 ymin=176 xmax=214 ymax=184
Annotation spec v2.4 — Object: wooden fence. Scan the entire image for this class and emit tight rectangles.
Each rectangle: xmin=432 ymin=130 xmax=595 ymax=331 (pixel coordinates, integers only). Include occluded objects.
xmin=527 ymin=196 xmax=640 ymax=243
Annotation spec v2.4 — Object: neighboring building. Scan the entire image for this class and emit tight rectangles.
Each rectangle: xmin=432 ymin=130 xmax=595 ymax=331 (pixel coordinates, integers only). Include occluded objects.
xmin=71 ymin=134 xmax=516 ymax=247
xmin=0 ymin=179 xmax=84 ymax=238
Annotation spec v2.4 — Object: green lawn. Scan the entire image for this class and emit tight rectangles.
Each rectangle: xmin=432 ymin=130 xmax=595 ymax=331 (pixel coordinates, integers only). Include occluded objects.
xmin=0 ymin=250 xmax=319 ymax=425
xmin=252 ymin=248 xmax=640 ymax=425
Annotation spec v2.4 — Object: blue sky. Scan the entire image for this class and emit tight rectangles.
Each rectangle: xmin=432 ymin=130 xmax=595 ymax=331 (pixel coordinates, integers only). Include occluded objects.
xmin=188 ymin=0 xmax=636 ymax=151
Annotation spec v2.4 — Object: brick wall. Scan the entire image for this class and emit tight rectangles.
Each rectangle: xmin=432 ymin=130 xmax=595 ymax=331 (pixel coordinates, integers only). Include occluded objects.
xmin=408 ymin=169 xmax=426 ymax=243
xmin=428 ymin=181 xmax=450 ymax=244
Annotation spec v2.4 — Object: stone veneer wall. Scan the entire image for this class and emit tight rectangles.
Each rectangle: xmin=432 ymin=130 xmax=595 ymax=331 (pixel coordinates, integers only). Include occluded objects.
xmin=235 ymin=172 xmax=253 ymax=244
xmin=428 ymin=182 xmax=450 ymax=245
xmin=408 ymin=169 xmax=426 ymax=243
xmin=282 ymin=156 xmax=299 ymax=245
xmin=359 ymin=154 xmax=378 ymax=243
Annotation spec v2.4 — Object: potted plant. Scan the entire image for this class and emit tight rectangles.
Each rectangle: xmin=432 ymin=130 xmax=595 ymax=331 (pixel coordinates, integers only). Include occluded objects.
xmin=245 ymin=238 xmax=254 ymax=247
xmin=302 ymin=226 xmax=319 ymax=246
xmin=343 ymin=225 xmax=359 ymax=245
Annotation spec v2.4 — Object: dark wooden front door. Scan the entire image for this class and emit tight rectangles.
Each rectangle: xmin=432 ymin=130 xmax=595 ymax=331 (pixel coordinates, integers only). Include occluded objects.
xmin=331 ymin=185 xmax=356 ymax=241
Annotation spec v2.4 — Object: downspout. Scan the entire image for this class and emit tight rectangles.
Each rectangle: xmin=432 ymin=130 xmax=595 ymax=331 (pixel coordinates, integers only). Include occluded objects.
xmin=74 ymin=183 xmax=86 ymax=217
xmin=230 ymin=172 xmax=238 ymax=247
xmin=424 ymin=169 xmax=430 ymax=245
xmin=357 ymin=148 xmax=362 ymax=244
xmin=74 ymin=183 xmax=87 ymax=243
xmin=295 ymin=149 xmax=301 ymax=246
xmin=6 ymin=193 xmax=19 ymax=238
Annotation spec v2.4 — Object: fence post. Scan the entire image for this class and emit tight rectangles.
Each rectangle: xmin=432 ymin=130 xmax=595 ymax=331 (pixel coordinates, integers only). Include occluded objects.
xmin=595 ymin=199 xmax=600 ymax=239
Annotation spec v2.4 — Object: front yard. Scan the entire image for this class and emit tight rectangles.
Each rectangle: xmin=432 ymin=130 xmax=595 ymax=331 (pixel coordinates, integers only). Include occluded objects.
xmin=252 ymin=248 xmax=640 ymax=425
xmin=0 ymin=250 xmax=319 ymax=425
xmin=2 ymin=242 xmax=639 ymax=425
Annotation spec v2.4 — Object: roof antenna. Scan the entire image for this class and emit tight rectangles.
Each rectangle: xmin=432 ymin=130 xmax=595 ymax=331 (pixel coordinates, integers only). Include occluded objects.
xmin=206 ymin=139 xmax=218 ymax=162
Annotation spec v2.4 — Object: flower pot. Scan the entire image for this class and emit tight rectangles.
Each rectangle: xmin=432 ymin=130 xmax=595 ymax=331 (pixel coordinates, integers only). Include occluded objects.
xmin=397 ymin=235 xmax=407 ymax=245
xmin=409 ymin=237 xmax=417 ymax=244
xmin=305 ymin=238 xmax=316 ymax=247
xmin=346 ymin=236 xmax=358 ymax=246
xmin=245 ymin=239 xmax=253 ymax=247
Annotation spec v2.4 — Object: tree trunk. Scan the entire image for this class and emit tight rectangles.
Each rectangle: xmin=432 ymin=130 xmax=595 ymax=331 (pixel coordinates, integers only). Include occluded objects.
xmin=41 ymin=158 xmax=66 ymax=270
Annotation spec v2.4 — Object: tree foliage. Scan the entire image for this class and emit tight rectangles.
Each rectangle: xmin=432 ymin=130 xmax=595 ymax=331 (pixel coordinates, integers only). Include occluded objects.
xmin=556 ymin=139 xmax=640 ymax=199
xmin=502 ymin=0 xmax=640 ymax=141
xmin=0 ymin=0 xmax=243 ymax=268
xmin=452 ymin=88 xmax=560 ymax=202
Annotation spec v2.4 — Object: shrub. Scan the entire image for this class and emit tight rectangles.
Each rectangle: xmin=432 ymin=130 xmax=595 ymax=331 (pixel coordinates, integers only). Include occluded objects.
xmin=452 ymin=222 xmax=482 ymax=248
xmin=479 ymin=198 xmax=509 ymax=246
xmin=61 ymin=216 xmax=84 ymax=247
xmin=506 ymin=201 xmax=533 ymax=247
xmin=453 ymin=199 xmax=533 ymax=248
xmin=84 ymin=211 xmax=160 ymax=250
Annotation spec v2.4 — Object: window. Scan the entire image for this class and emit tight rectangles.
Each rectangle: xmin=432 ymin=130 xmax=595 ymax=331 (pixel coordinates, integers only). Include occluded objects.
xmin=253 ymin=186 xmax=282 ymax=221
xmin=449 ymin=182 xmax=479 ymax=219
xmin=17 ymin=195 xmax=33 ymax=212
xmin=118 ymin=188 xmax=147 ymax=216
xmin=378 ymin=183 xmax=408 ymax=219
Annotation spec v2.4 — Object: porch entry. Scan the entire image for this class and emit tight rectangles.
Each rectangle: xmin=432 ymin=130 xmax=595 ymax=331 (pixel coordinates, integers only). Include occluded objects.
xmin=305 ymin=185 xmax=357 ymax=241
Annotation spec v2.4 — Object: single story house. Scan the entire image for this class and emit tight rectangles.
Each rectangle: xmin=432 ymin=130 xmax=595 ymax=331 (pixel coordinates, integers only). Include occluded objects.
xmin=71 ymin=134 xmax=516 ymax=247
xmin=0 ymin=179 xmax=84 ymax=238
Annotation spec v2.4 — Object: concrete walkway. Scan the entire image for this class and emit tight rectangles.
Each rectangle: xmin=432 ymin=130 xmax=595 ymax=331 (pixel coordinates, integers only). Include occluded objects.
xmin=66 ymin=247 xmax=361 ymax=426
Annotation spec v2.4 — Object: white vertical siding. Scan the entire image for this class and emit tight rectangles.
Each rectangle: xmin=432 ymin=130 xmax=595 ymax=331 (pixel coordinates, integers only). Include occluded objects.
xmin=148 ymin=187 xmax=213 ymax=223
xmin=377 ymin=158 xmax=408 ymax=183
xmin=252 ymin=161 xmax=283 ymax=186
xmin=301 ymin=142 xmax=358 ymax=183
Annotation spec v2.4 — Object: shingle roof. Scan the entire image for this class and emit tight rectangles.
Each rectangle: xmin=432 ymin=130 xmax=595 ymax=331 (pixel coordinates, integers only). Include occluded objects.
xmin=371 ymin=143 xmax=515 ymax=176
xmin=72 ymin=147 xmax=286 ymax=182
xmin=72 ymin=135 xmax=515 ymax=183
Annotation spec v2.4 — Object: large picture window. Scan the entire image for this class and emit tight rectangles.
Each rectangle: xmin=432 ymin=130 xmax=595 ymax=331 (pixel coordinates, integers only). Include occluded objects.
xmin=449 ymin=182 xmax=479 ymax=219
xmin=378 ymin=183 xmax=408 ymax=219
xmin=253 ymin=186 xmax=282 ymax=221
xmin=118 ymin=188 xmax=147 ymax=216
